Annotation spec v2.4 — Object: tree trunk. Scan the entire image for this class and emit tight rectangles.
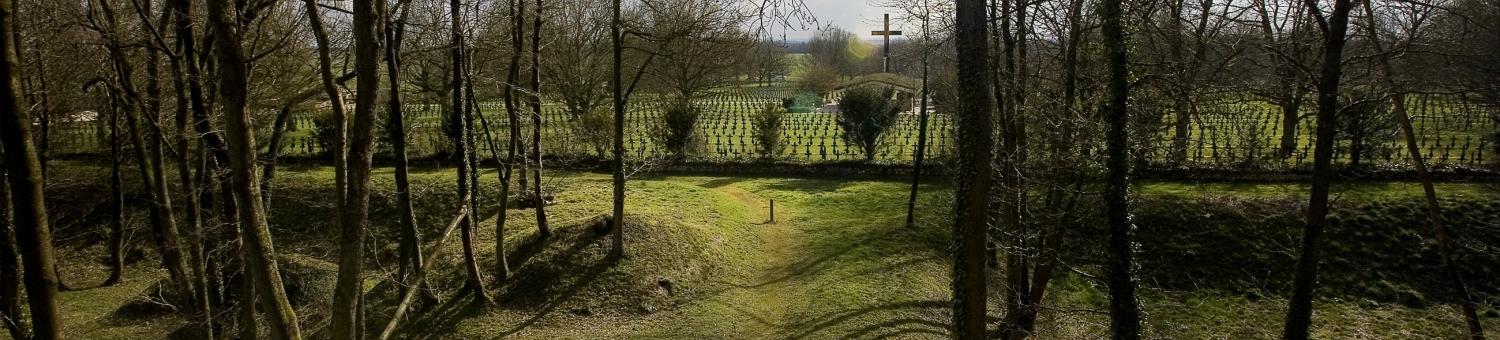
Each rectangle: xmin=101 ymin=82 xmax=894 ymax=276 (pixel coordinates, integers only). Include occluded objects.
xmin=1006 ymin=0 xmax=1087 ymax=335
xmin=0 ymin=150 xmax=30 ymax=340
xmin=104 ymin=91 xmax=126 ymax=287
xmin=158 ymin=3 xmax=212 ymax=333
xmin=451 ymin=0 xmax=491 ymax=304
xmin=530 ymin=0 xmax=551 ymax=238
xmin=332 ymin=0 xmax=386 ymax=337
xmin=952 ymin=0 xmax=994 ymax=337
xmin=1359 ymin=5 xmax=1485 ymax=337
xmin=97 ymin=0 xmax=192 ymax=298
xmin=1102 ymin=0 xmax=1142 ymax=335
xmin=303 ymin=0 xmax=350 ymax=213
xmin=1283 ymin=0 xmax=1355 ymax=337
xmin=0 ymin=0 xmax=61 ymax=335
xmin=609 ymin=0 xmax=627 ymax=261
xmin=207 ymin=1 xmax=304 ymax=338
xmin=387 ymin=0 xmax=424 ymax=287
xmin=996 ymin=0 xmax=1033 ymax=334
xmin=498 ymin=0 xmax=527 ymax=280
xmin=904 ymin=51 xmax=930 ymax=229
xmin=1278 ymin=97 xmax=1303 ymax=157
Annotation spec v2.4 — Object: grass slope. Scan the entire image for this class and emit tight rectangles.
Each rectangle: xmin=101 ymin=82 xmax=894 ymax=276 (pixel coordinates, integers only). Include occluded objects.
xmin=28 ymin=162 xmax=1500 ymax=339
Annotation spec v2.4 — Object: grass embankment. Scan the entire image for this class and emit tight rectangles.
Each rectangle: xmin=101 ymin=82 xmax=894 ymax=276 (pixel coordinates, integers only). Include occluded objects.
xmin=31 ymin=162 xmax=1500 ymax=338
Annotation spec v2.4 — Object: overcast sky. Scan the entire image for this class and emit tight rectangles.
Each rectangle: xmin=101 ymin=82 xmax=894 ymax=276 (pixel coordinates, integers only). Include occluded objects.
xmin=776 ymin=0 xmax=908 ymax=41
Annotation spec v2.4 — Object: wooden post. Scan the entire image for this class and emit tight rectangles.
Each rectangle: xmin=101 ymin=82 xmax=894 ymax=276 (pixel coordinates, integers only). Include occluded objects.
xmin=769 ymin=200 xmax=775 ymax=223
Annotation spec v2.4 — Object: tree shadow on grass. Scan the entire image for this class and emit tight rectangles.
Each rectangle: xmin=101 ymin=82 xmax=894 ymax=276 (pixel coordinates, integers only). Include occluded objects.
xmin=699 ymin=177 xmax=750 ymax=188
xmin=763 ymin=178 xmax=854 ymax=194
xmin=395 ymin=289 xmax=490 ymax=340
xmin=485 ymin=220 xmax=618 ymax=338
xmin=782 ymin=300 xmax=950 ymax=339
xmin=701 ymin=232 xmax=881 ymax=296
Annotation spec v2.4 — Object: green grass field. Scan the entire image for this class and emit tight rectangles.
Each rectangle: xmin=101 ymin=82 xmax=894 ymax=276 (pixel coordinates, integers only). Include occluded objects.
xmin=37 ymin=162 xmax=1500 ymax=338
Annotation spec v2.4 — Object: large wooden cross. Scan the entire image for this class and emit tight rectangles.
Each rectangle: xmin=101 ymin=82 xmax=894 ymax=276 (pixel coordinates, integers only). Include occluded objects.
xmin=871 ymin=14 xmax=902 ymax=73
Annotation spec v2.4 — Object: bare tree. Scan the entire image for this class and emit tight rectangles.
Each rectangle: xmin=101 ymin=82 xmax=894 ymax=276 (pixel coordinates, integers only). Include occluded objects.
xmin=100 ymin=82 xmax=125 ymax=287
xmin=530 ymin=0 xmax=551 ymax=239
xmin=387 ymin=0 xmax=425 ymax=289
xmin=91 ymin=0 xmax=194 ymax=299
xmin=206 ymin=0 xmax=304 ymax=338
xmin=1282 ymin=0 xmax=1357 ymax=336
xmin=303 ymin=0 xmax=351 ymax=214
xmin=0 ymin=0 xmax=61 ymax=337
xmin=498 ymin=0 xmax=528 ymax=280
xmin=0 ymin=147 xmax=29 ymax=340
xmin=1249 ymin=0 xmax=1318 ymax=157
xmin=610 ymin=0 xmax=627 ymax=261
xmin=332 ymin=0 xmax=387 ymax=337
xmin=1359 ymin=1 xmax=1484 ymax=337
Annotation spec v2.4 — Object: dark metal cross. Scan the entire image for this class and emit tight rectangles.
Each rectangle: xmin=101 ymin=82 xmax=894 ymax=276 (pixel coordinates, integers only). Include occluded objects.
xmin=871 ymin=14 xmax=902 ymax=73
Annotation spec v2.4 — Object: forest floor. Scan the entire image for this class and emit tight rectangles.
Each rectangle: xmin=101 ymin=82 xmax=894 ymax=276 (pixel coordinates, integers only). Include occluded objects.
xmin=29 ymin=162 xmax=1500 ymax=339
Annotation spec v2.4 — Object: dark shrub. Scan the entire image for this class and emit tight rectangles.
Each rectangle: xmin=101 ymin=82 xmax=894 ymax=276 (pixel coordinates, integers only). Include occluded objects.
xmin=653 ymin=99 xmax=702 ymax=157
xmin=752 ymin=104 xmax=786 ymax=158
xmin=573 ymin=106 xmax=614 ymax=157
xmin=836 ymin=86 xmax=901 ymax=161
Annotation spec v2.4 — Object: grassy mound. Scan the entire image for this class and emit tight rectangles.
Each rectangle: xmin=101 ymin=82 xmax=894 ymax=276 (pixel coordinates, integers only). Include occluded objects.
xmin=1065 ymin=183 xmax=1500 ymax=307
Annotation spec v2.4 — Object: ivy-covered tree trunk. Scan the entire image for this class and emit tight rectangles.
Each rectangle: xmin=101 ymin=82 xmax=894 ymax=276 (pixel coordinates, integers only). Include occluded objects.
xmin=452 ymin=0 xmax=492 ymax=304
xmin=1102 ymin=0 xmax=1143 ymax=335
xmin=951 ymin=0 xmax=994 ymax=337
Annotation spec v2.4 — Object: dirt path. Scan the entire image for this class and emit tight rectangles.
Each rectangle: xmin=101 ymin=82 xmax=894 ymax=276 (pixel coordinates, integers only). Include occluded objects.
xmin=652 ymin=183 xmax=807 ymax=337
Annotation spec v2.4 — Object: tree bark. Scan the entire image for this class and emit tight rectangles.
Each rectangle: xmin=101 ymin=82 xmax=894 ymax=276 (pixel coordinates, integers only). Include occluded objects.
xmin=332 ymin=0 xmax=386 ymax=337
xmin=387 ymin=0 xmax=424 ymax=287
xmin=1102 ymin=0 xmax=1142 ymax=335
xmin=105 ymin=90 xmax=126 ymax=287
xmin=1283 ymin=0 xmax=1355 ymax=337
xmin=530 ymin=0 xmax=551 ymax=238
xmin=97 ymin=0 xmax=193 ymax=298
xmin=451 ymin=0 xmax=491 ymax=304
xmin=156 ymin=3 xmax=213 ymax=334
xmin=1359 ymin=4 xmax=1485 ymax=337
xmin=609 ymin=0 xmax=627 ymax=261
xmin=0 ymin=148 xmax=29 ymax=340
xmin=498 ymin=0 xmax=526 ymax=280
xmin=206 ymin=1 xmax=304 ymax=338
xmin=303 ymin=0 xmax=350 ymax=212
xmin=0 ymin=0 xmax=61 ymax=335
xmin=952 ymin=0 xmax=993 ymax=337
xmin=904 ymin=50 xmax=930 ymax=229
